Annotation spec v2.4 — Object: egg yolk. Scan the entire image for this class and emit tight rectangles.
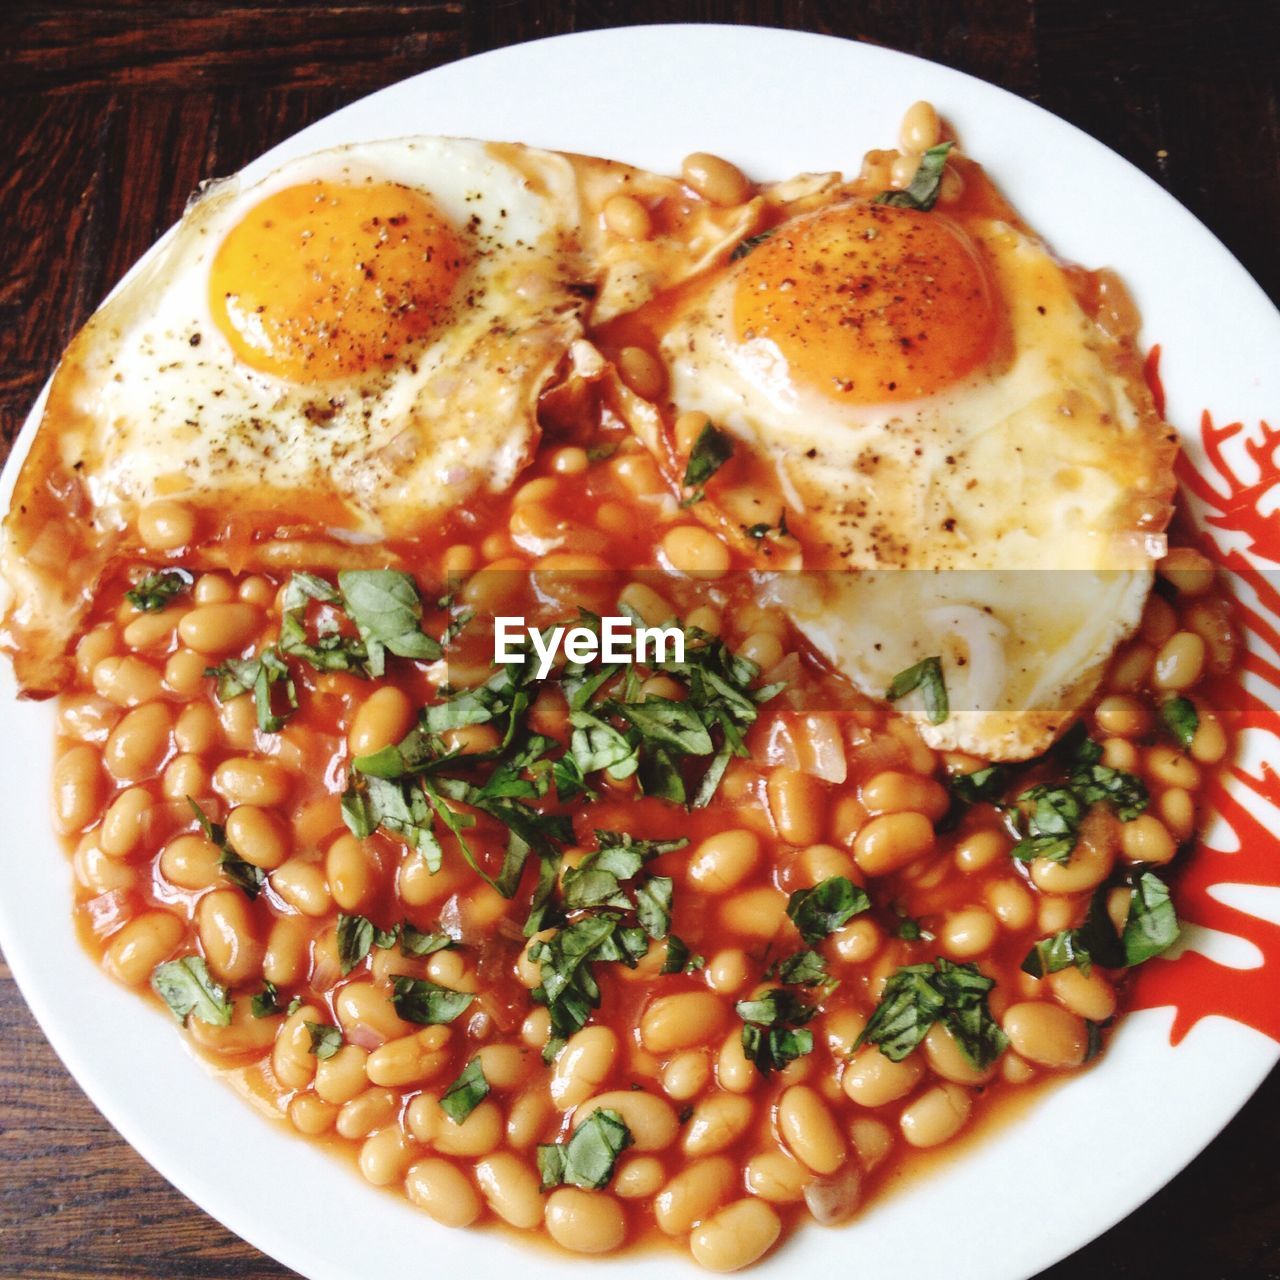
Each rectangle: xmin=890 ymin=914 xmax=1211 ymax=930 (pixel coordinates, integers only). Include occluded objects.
xmin=732 ymin=200 xmax=998 ymax=402
xmin=210 ymin=181 xmax=467 ymax=382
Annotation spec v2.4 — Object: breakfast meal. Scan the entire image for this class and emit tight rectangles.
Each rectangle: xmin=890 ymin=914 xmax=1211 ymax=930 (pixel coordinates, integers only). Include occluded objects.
xmin=0 ymin=100 xmax=1235 ymax=1271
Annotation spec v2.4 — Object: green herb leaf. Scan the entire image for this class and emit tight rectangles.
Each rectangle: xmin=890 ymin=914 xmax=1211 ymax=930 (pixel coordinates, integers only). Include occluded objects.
xmin=730 ymin=228 xmax=777 ymax=261
xmin=786 ymin=876 xmax=870 ymax=944
xmin=874 ymin=141 xmax=953 ymax=212
xmin=440 ymin=1056 xmax=490 ymax=1124
xmin=205 ymin=645 xmax=298 ymax=733
xmin=187 ymin=796 xmax=266 ymax=899
xmin=336 ymin=913 xmax=379 ymax=975
xmin=634 ymin=875 xmax=674 ymax=940
xmin=338 ymin=569 xmax=443 ymax=674
xmin=250 ymin=981 xmax=283 ymax=1018
xmin=736 ymin=988 xmax=817 ymax=1075
xmin=766 ymin=950 xmax=832 ymax=987
xmin=125 ymin=568 xmax=193 ymax=612
xmin=886 ymin=655 xmax=949 ymax=724
xmin=856 ymin=958 xmax=1007 ymax=1069
xmin=537 ymin=1108 xmax=633 ymax=1190
xmin=1122 ymin=871 xmax=1180 ymax=965
xmin=306 ymin=1022 xmax=343 ymax=1060
xmin=1160 ymin=696 xmax=1200 ymax=750
xmin=660 ymin=934 xmax=705 ymax=974
xmin=390 ymin=977 xmax=475 ymax=1025
xmin=151 ymin=956 xmax=232 ymax=1026
xmin=399 ymin=924 xmax=457 ymax=957
xmin=681 ymin=422 xmax=734 ymax=500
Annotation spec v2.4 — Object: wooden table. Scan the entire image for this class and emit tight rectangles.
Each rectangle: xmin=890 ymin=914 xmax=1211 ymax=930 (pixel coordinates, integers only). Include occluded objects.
xmin=2 ymin=3 xmax=1278 ymax=1276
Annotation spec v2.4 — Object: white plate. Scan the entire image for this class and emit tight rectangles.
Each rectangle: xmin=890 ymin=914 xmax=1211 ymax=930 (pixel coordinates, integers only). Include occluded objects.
xmin=3 ymin=24 xmax=1279 ymax=1280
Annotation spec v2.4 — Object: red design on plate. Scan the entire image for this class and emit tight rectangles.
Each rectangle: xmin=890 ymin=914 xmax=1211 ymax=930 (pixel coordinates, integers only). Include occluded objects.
xmin=1127 ymin=384 xmax=1280 ymax=1044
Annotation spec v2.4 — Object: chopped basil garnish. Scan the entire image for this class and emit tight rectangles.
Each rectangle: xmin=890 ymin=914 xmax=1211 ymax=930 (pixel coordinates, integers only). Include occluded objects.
xmin=736 ymin=988 xmax=816 ymax=1075
xmin=187 ymin=796 xmax=265 ymax=899
xmin=1160 ymin=696 xmax=1199 ymax=750
xmin=874 ymin=141 xmax=953 ymax=212
xmin=440 ymin=1056 xmax=490 ymax=1124
xmin=205 ymin=645 xmax=297 ymax=733
xmin=886 ymin=655 xmax=949 ymax=724
xmin=856 ymin=958 xmax=1007 ymax=1069
xmin=765 ymin=949 xmax=833 ymax=988
xmin=250 ymin=981 xmax=283 ymax=1018
xmin=1122 ymin=870 xmax=1180 ymax=965
xmin=335 ymin=913 xmax=396 ymax=975
xmin=537 ymin=1108 xmax=633 ymax=1190
xmin=661 ymin=934 xmax=705 ymax=974
xmin=390 ymin=977 xmax=475 ymax=1025
xmin=730 ymin=228 xmax=777 ymax=261
xmin=151 ymin=956 xmax=232 ymax=1027
xmin=125 ymin=567 xmax=192 ymax=612
xmin=786 ymin=876 xmax=870 ymax=945
xmin=338 ymin=569 xmax=442 ymax=675
xmin=306 ymin=1022 xmax=343 ymax=1060
xmin=950 ymin=764 xmax=1008 ymax=806
xmin=680 ymin=422 xmax=734 ymax=505
xmin=400 ymin=924 xmax=457 ymax=957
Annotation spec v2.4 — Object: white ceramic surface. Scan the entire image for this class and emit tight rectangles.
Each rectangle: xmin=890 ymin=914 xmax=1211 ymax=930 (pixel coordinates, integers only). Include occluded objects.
xmin=2 ymin=25 xmax=1278 ymax=1280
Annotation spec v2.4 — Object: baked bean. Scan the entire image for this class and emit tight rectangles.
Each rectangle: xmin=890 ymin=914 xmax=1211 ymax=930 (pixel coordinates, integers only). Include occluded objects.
xmin=1030 ymin=827 xmax=1113 ymax=893
xmin=272 ymin=1004 xmax=322 ymax=1089
xmin=1159 ymin=787 xmax=1196 ymax=841
xmin=706 ymin=948 xmax=750 ymax=995
xmin=58 ymin=694 xmax=121 ymax=744
xmin=289 ymin=1094 xmax=338 ymax=1136
xmin=849 ymin=1117 xmax=894 ymax=1170
xmin=506 ymin=1088 xmax=553 ymax=1149
xmin=900 ymin=1083 xmax=972 ymax=1147
xmin=603 ymin=193 xmax=652 ymax=239
xmin=163 ymin=647 xmax=207 ymax=696
xmin=923 ymin=1022 xmax=998 ymax=1084
xmin=574 ymin=1090 xmax=678 ymax=1151
xmin=1185 ymin=597 xmax=1236 ymax=673
xmin=1102 ymin=737 xmax=1139 ymax=771
xmin=159 ymin=833 xmax=222 ymax=890
xmin=99 ymin=786 xmax=154 ymax=858
xmin=939 ymin=907 xmax=998 ymax=959
xmin=641 ymin=992 xmax=729 ymax=1053
xmin=831 ymin=917 xmax=882 ymax=964
xmin=985 ymin=879 xmax=1035 ymax=930
xmin=681 ymin=152 xmax=751 ymax=206
xmin=544 ymin=1188 xmax=626 ymax=1254
xmin=617 ymin=345 xmax=667 ymax=400
xmin=475 ymin=1153 xmax=542 ymax=1228
xmin=688 ymin=829 xmax=760 ymax=893
xmin=187 ymin=997 xmax=280 ymax=1057
xmin=738 ymin=632 xmax=785 ymax=670
xmin=717 ymin=1029 xmax=756 ymax=1093
xmin=1002 ymin=1001 xmax=1087 ymax=1068
xmin=1094 ymin=694 xmax=1151 ymax=738
xmin=900 ymin=100 xmax=942 ymax=152
xmin=861 ymin=770 xmax=949 ymax=821
xmin=475 ymin=1043 xmax=526 ymax=1091
xmin=262 ymin=914 xmax=310 ymax=986
xmin=1146 ymin=745 xmax=1201 ymax=789
xmin=270 ymin=855 xmax=333 ymax=917
xmin=1190 ymin=712 xmax=1228 ymax=764
xmin=662 ymin=1051 xmax=711 ymax=1102
xmin=122 ymin=606 xmax=184 ymax=650
xmin=367 ymin=1027 xmax=451 ymax=1088
xmin=1159 ymin=546 xmax=1214 ymax=596
xmin=338 ymin=1087 xmax=400 ymax=1140
xmin=315 ymin=1044 xmax=369 ymax=1104
xmin=103 ymin=910 xmax=183 ymax=985
xmin=689 ymin=1199 xmax=781 ymax=1273
xmin=683 ymin=1093 xmax=753 ymax=1157
xmin=138 ymin=499 xmax=195 ymax=550
xmin=435 ymin=1099 xmax=504 ymax=1157
xmin=172 ymin=702 xmax=217 ymax=754
xmin=822 ymin=1008 xmax=867 ymax=1059
xmin=1153 ymin=630 xmax=1206 ymax=691
xmin=1108 ymin=642 xmax=1154 ymax=692
xmin=325 ymin=833 xmax=377 ymax=911
xmin=551 ymin=1025 xmax=619 ymax=1108
xmin=221 ymin=805 xmax=288 ymax=870
xmin=348 ymin=686 xmax=414 ymax=756
xmin=213 ymin=757 xmax=290 ymax=807
xmin=360 ymin=1126 xmax=416 ymax=1186
xmin=614 ymin=1154 xmax=665 ymax=1199
xmin=53 ymin=744 xmax=105 ymax=835
xmin=405 ymin=1158 xmax=482 ymax=1228
xmin=162 ymin=753 xmax=210 ymax=800
xmin=336 ymin=980 xmax=413 ymax=1044
xmin=889 ymin=152 xmax=919 ymax=189
xmin=76 ymin=623 xmax=120 ymax=682
xmin=1121 ymin=813 xmax=1177 ymax=864
xmin=663 ymin=524 xmax=730 ymax=577
xmin=842 ymin=1045 xmax=923 ymax=1107
xmin=778 ymin=1085 xmax=845 ymax=1174
xmin=1141 ymin=594 xmax=1178 ymax=646
xmin=853 ymin=811 xmax=934 ymax=876
xmin=74 ymin=839 xmax=137 ymax=895
xmin=103 ymin=701 xmax=171 ymax=781
xmin=1049 ymin=966 xmax=1117 ymax=1022
xmin=520 ymin=1006 xmax=552 ymax=1049
xmin=655 ymin=1156 xmax=736 ymax=1235
xmin=745 ymin=1149 xmax=808 ymax=1204
xmin=550 ymin=445 xmax=589 ymax=475
xmin=93 ymin=654 xmax=163 ymax=706
xmin=766 ymin=768 xmax=826 ymax=845
xmin=177 ymin=601 xmax=263 ymax=656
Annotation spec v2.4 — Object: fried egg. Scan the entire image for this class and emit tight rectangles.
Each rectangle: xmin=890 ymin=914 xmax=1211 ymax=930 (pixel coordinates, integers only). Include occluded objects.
xmin=655 ymin=178 xmax=1177 ymax=759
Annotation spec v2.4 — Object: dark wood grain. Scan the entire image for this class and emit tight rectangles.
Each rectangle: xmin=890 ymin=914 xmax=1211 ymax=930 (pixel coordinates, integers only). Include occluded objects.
xmin=1 ymin=2 xmax=1277 ymax=1277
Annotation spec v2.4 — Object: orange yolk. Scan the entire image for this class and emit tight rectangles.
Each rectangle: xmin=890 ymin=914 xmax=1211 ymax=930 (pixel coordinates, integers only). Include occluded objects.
xmin=732 ymin=200 xmax=998 ymax=402
xmin=210 ymin=181 xmax=467 ymax=382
